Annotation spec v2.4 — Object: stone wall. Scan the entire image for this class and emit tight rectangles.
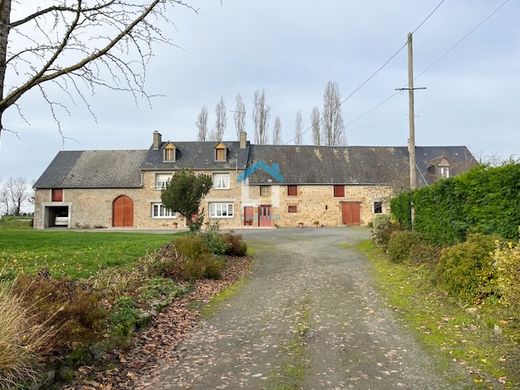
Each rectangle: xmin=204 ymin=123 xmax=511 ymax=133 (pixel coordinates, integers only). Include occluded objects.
xmin=34 ymin=172 xmax=393 ymax=229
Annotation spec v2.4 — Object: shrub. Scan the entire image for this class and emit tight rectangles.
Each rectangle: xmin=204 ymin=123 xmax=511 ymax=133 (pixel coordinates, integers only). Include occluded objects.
xmin=408 ymin=242 xmax=441 ymax=266
xmin=152 ymin=237 xmax=224 ymax=281
xmin=435 ymin=233 xmax=496 ymax=303
xmin=12 ymin=272 xmax=107 ymax=351
xmin=387 ymin=230 xmax=421 ymax=263
xmin=222 ymin=232 xmax=248 ymax=257
xmin=0 ymin=282 xmax=55 ymax=389
xmin=175 ymin=235 xmax=211 ymax=260
xmin=204 ymin=225 xmax=230 ymax=255
xmin=372 ymin=214 xmax=400 ymax=249
xmin=493 ymin=238 xmax=520 ymax=318
xmin=183 ymin=256 xmax=224 ymax=280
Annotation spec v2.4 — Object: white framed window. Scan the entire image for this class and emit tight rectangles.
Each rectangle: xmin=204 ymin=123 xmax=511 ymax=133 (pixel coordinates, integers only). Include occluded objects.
xmin=213 ymin=173 xmax=231 ymax=189
xmin=438 ymin=166 xmax=450 ymax=178
xmin=155 ymin=173 xmax=172 ymax=190
xmin=151 ymin=203 xmax=176 ymax=218
xmin=209 ymin=202 xmax=234 ymax=218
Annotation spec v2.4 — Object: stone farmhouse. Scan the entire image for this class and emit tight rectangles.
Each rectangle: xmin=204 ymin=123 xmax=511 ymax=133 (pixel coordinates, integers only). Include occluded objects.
xmin=33 ymin=131 xmax=478 ymax=229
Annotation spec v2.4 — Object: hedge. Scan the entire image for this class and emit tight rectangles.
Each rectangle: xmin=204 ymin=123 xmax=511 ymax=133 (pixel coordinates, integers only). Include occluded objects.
xmin=391 ymin=163 xmax=520 ymax=245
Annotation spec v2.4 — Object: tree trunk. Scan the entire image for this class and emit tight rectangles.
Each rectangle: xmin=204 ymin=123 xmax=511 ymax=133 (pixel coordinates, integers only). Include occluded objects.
xmin=0 ymin=0 xmax=12 ymax=140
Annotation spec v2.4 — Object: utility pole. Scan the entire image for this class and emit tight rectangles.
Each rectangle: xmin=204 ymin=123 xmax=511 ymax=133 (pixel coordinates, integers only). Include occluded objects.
xmin=407 ymin=32 xmax=417 ymax=191
xmin=396 ymin=32 xmax=426 ymax=229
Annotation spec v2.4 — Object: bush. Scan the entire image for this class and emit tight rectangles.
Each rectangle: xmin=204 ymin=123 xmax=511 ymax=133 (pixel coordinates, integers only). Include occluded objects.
xmin=372 ymin=214 xmax=400 ymax=250
xmin=175 ymin=235 xmax=211 ymax=260
xmin=408 ymin=242 xmax=441 ymax=266
xmin=494 ymin=237 xmax=520 ymax=318
xmin=12 ymin=272 xmax=107 ymax=351
xmin=435 ymin=233 xmax=496 ymax=303
xmin=222 ymin=232 xmax=248 ymax=257
xmin=204 ymin=225 xmax=230 ymax=255
xmin=387 ymin=230 xmax=422 ymax=263
xmin=0 ymin=282 xmax=55 ymax=388
xmin=152 ymin=237 xmax=224 ymax=281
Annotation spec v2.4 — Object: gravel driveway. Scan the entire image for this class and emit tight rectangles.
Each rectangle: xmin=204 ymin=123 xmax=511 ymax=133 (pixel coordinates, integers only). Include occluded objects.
xmin=144 ymin=228 xmax=456 ymax=389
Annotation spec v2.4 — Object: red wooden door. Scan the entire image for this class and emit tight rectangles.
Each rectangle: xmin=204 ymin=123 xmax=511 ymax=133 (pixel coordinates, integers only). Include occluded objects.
xmin=113 ymin=195 xmax=134 ymax=227
xmin=243 ymin=206 xmax=255 ymax=226
xmin=342 ymin=202 xmax=361 ymax=225
xmin=258 ymin=205 xmax=272 ymax=227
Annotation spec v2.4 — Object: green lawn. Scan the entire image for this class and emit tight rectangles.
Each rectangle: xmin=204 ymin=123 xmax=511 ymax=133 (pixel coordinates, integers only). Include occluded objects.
xmin=0 ymin=218 xmax=181 ymax=279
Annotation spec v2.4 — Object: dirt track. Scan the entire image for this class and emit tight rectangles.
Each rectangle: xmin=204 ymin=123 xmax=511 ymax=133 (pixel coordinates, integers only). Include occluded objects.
xmin=144 ymin=228 xmax=459 ymax=389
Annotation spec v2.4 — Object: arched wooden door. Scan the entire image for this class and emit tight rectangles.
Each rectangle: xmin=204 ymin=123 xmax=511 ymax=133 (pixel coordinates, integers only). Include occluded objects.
xmin=113 ymin=195 xmax=134 ymax=227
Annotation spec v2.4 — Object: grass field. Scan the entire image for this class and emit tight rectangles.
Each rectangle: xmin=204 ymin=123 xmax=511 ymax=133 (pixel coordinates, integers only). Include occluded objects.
xmin=0 ymin=217 xmax=181 ymax=279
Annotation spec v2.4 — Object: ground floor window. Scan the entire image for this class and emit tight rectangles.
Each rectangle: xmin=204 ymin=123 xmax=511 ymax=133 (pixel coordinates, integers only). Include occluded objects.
xmin=209 ymin=202 xmax=234 ymax=218
xmin=288 ymin=205 xmax=298 ymax=213
xmin=151 ymin=202 xmax=176 ymax=218
xmin=373 ymin=201 xmax=383 ymax=214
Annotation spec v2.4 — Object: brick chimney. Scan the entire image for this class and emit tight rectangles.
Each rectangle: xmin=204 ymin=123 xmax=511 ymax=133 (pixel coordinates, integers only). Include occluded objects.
xmin=152 ymin=131 xmax=162 ymax=150
xmin=239 ymin=131 xmax=247 ymax=149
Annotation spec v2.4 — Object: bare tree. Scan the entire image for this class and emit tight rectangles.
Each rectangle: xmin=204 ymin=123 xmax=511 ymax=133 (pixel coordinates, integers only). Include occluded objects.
xmin=233 ymin=94 xmax=246 ymax=140
xmin=0 ymin=1 xmax=196 ymax=143
xmin=0 ymin=181 xmax=9 ymax=215
xmin=272 ymin=116 xmax=282 ymax=145
xmin=214 ymin=97 xmax=226 ymax=141
xmin=311 ymin=106 xmax=321 ymax=146
xmin=294 ymin=110 xmax=303 ymax=145
xmin=196 ymin=105 xmax=208 ymax=141
xmin=7 ymin=177 xmax=27 ymax=216
xmin=252 ymin=89 xmax=270 ymax=144
xmin=322 ymin=81 xmax=346 ymax=146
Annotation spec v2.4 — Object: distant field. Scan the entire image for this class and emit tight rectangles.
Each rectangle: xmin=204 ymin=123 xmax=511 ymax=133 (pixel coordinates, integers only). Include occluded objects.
xmin=0 ymin=217 xmax=181 ymax=279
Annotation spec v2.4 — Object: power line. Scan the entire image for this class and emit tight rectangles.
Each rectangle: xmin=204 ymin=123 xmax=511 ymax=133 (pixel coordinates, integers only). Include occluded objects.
xmin=325 ymin=0 xmax=511 ymax=134
xmin=283 ymin=0 xmax=446 ymax=145
xmin=415 ymin=0 xmax=511 ymax=80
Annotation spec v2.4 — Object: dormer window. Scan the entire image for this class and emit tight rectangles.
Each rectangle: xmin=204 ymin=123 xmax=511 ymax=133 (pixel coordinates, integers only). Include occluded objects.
xmin=438 ymin=166 xmax=450 ymax=178
xmin=163 ymin=143 xmax=176 ymax=162
xmin=214 ymin=142 xmax=227 ymax=162
xmin=427 ymin=156 xmax=451 ymax=179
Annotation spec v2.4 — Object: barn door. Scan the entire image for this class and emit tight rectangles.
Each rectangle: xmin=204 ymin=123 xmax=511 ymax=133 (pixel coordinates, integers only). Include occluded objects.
xmin=113 ymin=195 xmax=134 ymax=227
xmin=342 ymin=202 xmax=361 ymax=225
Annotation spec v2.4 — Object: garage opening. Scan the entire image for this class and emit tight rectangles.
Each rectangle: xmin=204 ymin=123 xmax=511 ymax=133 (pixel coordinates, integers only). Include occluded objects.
xmin=44 ymin=205 xmax=70 ymax=228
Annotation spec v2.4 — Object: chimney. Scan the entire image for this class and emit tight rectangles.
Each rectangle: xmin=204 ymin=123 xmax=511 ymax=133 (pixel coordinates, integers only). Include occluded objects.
xmin=152 ymin=131 xmax=162 ymax=150
xmin=239 ymin=131 xmax=247 ymax=149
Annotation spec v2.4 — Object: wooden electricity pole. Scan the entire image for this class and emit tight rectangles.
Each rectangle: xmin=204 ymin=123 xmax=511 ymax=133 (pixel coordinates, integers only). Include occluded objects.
xmin=407 ymin=32 xmax=417 ymax=191
xmin=396 ymin=32 xmax=426 ymax=229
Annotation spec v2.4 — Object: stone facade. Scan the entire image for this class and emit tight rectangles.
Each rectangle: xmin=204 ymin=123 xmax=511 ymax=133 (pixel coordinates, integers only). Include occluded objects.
xmin=33 ymin=170 xmax=393 ymax=229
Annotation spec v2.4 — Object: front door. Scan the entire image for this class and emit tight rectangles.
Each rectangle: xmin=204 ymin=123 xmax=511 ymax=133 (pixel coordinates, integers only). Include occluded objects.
xmin=258 ymin=205 xmax=272 ymax=227
xmin=342 ymin=202 xmax=361 ymax=225
xmin=243 ymin=206 xmax=255 ymax=226
xmin=113 ymin=195 xmax=134 ymax=227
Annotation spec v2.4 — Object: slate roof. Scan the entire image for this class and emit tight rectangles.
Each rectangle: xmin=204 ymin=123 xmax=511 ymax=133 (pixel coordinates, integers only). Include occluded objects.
xmin=247 ymin=145 xmax=478 ymax=186
xmin=34 ymin=142 xmax=477 ymax=189
xmin=34 ymin=150 xmax=147 ymax=189
xmin=141 ymin=141 xmax=250 ymax=171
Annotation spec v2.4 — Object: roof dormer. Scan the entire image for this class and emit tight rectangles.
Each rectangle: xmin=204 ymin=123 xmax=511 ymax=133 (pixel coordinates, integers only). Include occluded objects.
xmin=428 ymin=156 xmax=451 ymax=178
xmin=163 ymin=143 xmax=176 ymax=162
xmin=214 ymin=142 xmax=228 ymax=162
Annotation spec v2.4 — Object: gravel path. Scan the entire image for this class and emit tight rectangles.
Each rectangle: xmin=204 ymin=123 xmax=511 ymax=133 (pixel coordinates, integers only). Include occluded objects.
xmin=144 ymin=228 xmax=455 ymax=390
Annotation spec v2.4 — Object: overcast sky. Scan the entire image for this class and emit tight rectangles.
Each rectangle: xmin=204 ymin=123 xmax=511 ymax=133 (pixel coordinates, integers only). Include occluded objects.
xmin=0 ymin=0 xmax=518 ymax=183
